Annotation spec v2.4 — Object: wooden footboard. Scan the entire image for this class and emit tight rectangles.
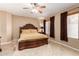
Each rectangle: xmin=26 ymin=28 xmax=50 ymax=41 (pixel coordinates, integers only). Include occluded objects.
xmin=18 ymin=38 xmax=48 ymax=50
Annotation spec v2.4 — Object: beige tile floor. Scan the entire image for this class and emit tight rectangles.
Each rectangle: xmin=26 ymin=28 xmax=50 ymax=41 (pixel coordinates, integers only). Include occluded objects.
xmin=0 ymin=38 xmax=79 ymax=56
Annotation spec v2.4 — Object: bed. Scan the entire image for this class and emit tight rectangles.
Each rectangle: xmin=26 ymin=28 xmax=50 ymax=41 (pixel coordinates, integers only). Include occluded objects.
xmin=18 ymin=24 xmax=48 ymax=50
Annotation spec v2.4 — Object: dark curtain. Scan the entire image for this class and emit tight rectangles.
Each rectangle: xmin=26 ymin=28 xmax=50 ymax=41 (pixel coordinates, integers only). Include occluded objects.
xmin=0 ymin=36 xmax=2 ymax=51
xmin=0 ymin=49 xmax=2 ymax=52
xmin=60 ymin=12 xmax=68 ymax=42
xmin=43 ymin=20 xmax=46 ymax=34
xmin=50 ymin=16 xmax=55 ymax=38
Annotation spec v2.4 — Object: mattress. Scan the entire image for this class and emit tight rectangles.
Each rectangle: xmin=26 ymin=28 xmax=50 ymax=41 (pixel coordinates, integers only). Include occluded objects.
xmin=19 ymin=32 xmax=48 ymax=42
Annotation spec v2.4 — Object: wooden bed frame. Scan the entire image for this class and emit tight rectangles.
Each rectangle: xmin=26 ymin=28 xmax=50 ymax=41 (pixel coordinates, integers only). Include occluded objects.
xmin=18 ymin=24 xmax=48 ymax=50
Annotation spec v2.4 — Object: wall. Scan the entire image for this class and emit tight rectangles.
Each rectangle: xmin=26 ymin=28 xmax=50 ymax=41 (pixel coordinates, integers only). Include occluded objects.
xmin=0 ymin=11 xmax=6 ymax=43
xmin=0 ymin=13 xmax=1 ymax=36
xmin=55 ymin=8 xmax=79 ymax=49
xmin=6 ymin=13 xmax=12 ymax=42
xmin=12 ymin=15 xmax=40 ymax=39
xmin=0 ymin=11 xmax=12 ymax=44
xmin=39 ymin=20 xmax=43 ymax=27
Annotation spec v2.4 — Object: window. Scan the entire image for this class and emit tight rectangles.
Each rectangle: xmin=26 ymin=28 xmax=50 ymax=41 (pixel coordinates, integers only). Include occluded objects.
xmin=67 ymin=13 xmax=79 ymax=39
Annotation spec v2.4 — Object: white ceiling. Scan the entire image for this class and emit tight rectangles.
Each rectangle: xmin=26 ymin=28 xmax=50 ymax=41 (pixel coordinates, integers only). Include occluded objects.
xmin=0 ymin=3 xmax=78 ymax=19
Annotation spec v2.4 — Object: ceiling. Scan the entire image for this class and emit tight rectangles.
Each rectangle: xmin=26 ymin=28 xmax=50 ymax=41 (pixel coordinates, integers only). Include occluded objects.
xmin=0 ymin=3 xmax=78 ymax=19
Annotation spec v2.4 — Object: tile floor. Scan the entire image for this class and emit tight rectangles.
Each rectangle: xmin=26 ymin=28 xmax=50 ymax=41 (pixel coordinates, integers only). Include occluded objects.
xmin=0 ymin=38 xmax=79 ymax=56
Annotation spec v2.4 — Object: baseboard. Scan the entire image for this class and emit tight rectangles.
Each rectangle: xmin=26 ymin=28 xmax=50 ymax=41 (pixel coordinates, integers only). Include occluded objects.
xmin=1 ymin=41 xmax=12 ymax=45
xmin=50 ymin=39 xmax=79 ymax=52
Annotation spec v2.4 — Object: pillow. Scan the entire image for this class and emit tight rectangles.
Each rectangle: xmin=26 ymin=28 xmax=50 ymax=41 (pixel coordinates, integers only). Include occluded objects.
xmin=22 ymin=29 xmax=31 ymax=33
xmin=30 ymin=29 xmax=37 ymax=33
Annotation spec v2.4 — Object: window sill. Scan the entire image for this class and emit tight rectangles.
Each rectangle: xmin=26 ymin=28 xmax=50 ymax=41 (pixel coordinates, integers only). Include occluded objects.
xmin=68 ymin=37 xmax=78 ymax=40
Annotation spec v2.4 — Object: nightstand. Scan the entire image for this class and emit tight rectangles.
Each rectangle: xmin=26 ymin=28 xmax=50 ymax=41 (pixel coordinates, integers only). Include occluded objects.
xmin=39 ymin=32 xmax=45 ymax=34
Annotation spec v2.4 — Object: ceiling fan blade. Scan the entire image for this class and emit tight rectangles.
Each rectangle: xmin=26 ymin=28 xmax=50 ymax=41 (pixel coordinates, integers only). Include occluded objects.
xmin=40 ymin=6 xmax=46 ymax=8
xmin=33 ymin=3 xmax=37 ymax=6
xmin=23 ymin=7 xmax=29 ymax=9
xmin=38 ymin=10 xmax=43 ymax=13
xmin=31 ymin=3 xmax=38 ymax=7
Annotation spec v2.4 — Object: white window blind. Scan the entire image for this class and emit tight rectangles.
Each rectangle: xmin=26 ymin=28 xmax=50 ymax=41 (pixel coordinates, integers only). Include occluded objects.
xmin=67 ymin=13 xmax=79 ymax=39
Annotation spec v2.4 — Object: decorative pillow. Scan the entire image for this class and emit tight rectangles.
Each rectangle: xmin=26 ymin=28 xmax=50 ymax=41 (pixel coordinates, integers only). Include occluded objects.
xmin=22 ymin=29 xmax=31 ymax=33
xmin=30 ymin=29 xmax=37 ymax=33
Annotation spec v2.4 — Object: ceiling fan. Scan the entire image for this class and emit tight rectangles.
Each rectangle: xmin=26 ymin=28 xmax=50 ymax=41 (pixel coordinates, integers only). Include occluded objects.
xmin=23 ymin=3 xmax=46 ymax=13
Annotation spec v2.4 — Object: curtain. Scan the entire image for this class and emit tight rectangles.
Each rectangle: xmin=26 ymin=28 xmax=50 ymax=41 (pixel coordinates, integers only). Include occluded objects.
xmin=43 ymin=20 xmax=46 ymax=34
xmin=0 ymin=36 xmax=2 ymax=51
xmin=50 ymin=16 xmax=55 ymax=38
xmin=0 ymin=49 xmax=1 ymax=51
xmin=60 ymin=12 xmax=68 ymax=42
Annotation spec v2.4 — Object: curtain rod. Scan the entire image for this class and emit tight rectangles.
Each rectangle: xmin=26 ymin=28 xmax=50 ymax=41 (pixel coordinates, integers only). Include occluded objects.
xmin=68 ymin=7 xmax=79 ymax=15
xmin=68 ymin=7 xmax=79 ymax=12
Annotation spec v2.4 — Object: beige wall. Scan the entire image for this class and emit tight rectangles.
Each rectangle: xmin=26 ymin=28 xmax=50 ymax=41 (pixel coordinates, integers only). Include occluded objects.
xmin=0 ymin=11 xmax=7 ymax=42
xmin=55 ymin=8 xmax=79 ymax=49
xmin=0 ymin=11 xmax=12 ymax=43
xmin=6 ymin=13 xmax=12 ymax=42
xmin=12 ymin=15 xmax=40 ymax=39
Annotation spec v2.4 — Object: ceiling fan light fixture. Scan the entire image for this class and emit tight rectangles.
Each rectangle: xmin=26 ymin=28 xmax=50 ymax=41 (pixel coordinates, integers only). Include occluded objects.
xmin=23 ymin=3 xmax=46 ymax=14
xmin=32 ymin=9 xmax=38 ymax=13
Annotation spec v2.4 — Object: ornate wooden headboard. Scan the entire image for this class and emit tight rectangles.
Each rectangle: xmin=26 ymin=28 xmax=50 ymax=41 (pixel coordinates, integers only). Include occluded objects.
xmin=19 ymin=24 xmax=38 ymax=37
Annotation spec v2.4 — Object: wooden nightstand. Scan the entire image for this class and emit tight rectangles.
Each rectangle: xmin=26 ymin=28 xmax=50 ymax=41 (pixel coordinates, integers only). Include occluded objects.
xmin=39 ymin=32 xmax=45 ymax=34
